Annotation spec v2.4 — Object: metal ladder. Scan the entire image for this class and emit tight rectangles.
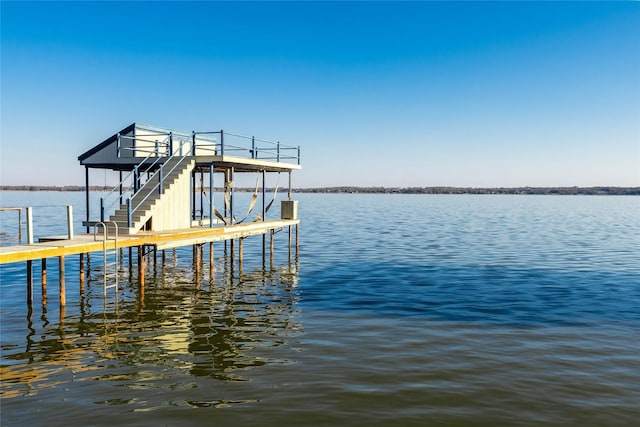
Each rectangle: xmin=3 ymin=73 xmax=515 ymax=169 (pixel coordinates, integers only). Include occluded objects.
xmin=94 ymin=221 xmax=119 ymax=296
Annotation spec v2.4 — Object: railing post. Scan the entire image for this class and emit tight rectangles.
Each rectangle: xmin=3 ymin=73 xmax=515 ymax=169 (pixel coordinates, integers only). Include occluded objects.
xmin=134 ymin=165 xmax=139 ymax=192
xmin=127 ymin=198 xmax=131 ymax=228
xmin=169 ymin=132 xmax=174 ymax=155
xmin=297 ymin=146 xmax=301 ymax=165
xmin=252 ymin=136 xmax=256 ymax=159
xmin=277 ymin=141 xmax=280 ymax=162
xmin=159 ymin=164 xmax=163 ymax=194
xmin=220 ymin=130 xmax=224 ymax=156
xmin=117 ymin=133 xmax=121 ymax=158
xmin=192 ymin=131 xmax=196 ymax=156
xmin=66 ymin=205 xmax=74 ymax=240
xmin=18 ymin=208 xmax=22 ymax=243
xmin=26 ymin=207 xmax=33 ymax=245
xmin=100 ymin=198 xmax=105 ymax=222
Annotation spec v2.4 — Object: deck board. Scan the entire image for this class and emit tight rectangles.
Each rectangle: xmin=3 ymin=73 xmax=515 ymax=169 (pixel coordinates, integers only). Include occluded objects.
xmin=0 ymin=219 xmax=298 ymax=264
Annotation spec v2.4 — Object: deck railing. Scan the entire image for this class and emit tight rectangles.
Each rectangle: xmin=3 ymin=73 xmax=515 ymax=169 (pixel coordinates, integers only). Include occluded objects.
xmin=193 ymin=130 xmax=300 ymax=165
xmin=100 ymin=134 xmax=192 ymax=222
xmin=98 ymin=127 xmax=300 ymax=224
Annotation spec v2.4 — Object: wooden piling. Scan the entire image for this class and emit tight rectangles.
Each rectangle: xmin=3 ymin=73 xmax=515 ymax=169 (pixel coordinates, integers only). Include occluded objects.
xmin=59 ymin=255 xmax=65 ymax=306
xmin=288 ymin=225 xmax=292 ymax=263
xmin=239 ymin=238 xmax=244 ymax=273
xmin=270 ymin=230 xmax=274 ymax=268
xmin=26 ymin=260 xmax=33 ymax=305
xmin=209 ymin=242 xmax=214 ymax=280
xmin=195 ymin=244 xmax=201 ymax=274
xmin=79 ymin=253 xmax=85 ymax=294
xmin=41 ymin=258 xmax=47 ymax=303
xmin=296 ymin=223 xmax=299 ymax=258
xmin=138 ymin=246 xmax=145 ymax=287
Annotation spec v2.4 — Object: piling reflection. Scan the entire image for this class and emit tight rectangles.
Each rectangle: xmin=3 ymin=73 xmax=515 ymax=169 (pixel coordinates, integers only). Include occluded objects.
xmin=0 ymin=256 xmax=301 ymax=398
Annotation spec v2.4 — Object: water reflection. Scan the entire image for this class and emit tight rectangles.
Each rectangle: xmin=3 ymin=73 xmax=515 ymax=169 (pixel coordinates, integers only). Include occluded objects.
xmin=1 ymin=254 xmax=301 ymax=399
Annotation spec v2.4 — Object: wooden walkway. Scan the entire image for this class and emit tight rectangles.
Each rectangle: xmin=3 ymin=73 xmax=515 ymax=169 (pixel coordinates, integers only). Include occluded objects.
xmin=1 ymin=219 xmax=299 ymax=307
xmin=0 ymin=219 xmax=299 ymax=264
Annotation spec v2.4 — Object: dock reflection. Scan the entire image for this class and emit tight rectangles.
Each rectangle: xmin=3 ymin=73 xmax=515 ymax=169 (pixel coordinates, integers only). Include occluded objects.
xmin=1 ymin=257 xmax=301 ymax=398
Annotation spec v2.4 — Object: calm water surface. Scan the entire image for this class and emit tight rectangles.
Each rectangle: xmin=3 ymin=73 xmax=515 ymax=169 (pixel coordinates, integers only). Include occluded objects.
xmin=1 ymin=192 xmax=639 ymax=426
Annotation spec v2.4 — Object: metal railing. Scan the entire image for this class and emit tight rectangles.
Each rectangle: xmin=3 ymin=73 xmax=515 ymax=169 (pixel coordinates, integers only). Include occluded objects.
xmin=97 ymin=126 xmax=300 ymax=226
xmin=193 ymin=130 xmax=300 ymax=165
xmin=100 ymin=135 xmax=196 ymax=223
xmin=127 ymin=155 xmax=192 ymax=228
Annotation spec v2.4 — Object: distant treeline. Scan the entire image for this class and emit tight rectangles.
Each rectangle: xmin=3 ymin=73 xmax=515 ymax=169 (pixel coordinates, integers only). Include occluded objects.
xmin=293 ymin=186 xmax=640 ymax=195
xmin=0 ymin=185 xmax=110 ymax=192
xmin=1 ymin=185 xmax=638 ymax=195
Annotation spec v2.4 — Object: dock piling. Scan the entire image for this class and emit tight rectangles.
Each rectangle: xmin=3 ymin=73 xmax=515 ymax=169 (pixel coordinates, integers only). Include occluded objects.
xmin=41 ymin=258 xmax=47 ymax=303
xmin=79 ymin=253 xmax=85 ymax=295
xmin=59 ymin=256 xmax=65 ymax=306
xmin=26 ymin=260 xmax=33 ymax=305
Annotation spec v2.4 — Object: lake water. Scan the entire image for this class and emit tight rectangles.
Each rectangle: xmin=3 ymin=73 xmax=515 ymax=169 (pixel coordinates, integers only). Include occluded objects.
xmin=1 ymin=192 xmax=639 ymax=426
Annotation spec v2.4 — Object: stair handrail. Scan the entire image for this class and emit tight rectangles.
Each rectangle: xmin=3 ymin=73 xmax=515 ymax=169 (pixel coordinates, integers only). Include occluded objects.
xmin=99 ymin=134 xmax=172 ymax=221
xmin=127 ymin=141 xmax=194 ymax=227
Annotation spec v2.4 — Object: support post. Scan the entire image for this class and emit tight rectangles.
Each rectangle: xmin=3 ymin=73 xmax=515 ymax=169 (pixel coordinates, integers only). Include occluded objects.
xmin=239 ymin=238 xmax=244 ymax=272
xmin=100 ymin=197 xmax=105 ymax=222
xmin=262 ymin=170 xmax=266 ymax=266
xmin=26 ymin=207 xmax=33 ymax=245
xmin=192 ymin=171 xmax=196 ymax=220
xmin=194 ymin=244 xmax=200 ymax=287
xmin=41 ymin=258 xmax=47 ymax=302
xmin=200 ymin=169 xmax=204 ymax=220
xmin=230 ymin=167 xmax=235 ymax=224
xmin=296 ymin=223 xmax=299 ymax=259
xmin=209 ymin=242 xmax=214 ymax=278
xmin=288 ymin=225 xmax=292 ymax=263
xmin=26 ymin=260 xmax=33 ymax=305
xmin=209 ymin=163 xmax=214 ymax=227
xmin=79 ymin=253 xmax=85 ymax=295
xmin=138 ymin=246 xmax=145 ymax=287
xmin=159 ymin=164 xmax=164 ymax=194
xmin=66 ymin=205 xmax=74 ymax=240
xmin=252 ymin=136 xmax=256 ymax=159
xmin=18 ymin=207 xmax=22 ymax=243
xmin=59 ymin=256 xmax=66 ymax=306
xmin=85 ymin=166 xmax=90 ymax=233
xmin=270 ymin=229 xmax=274 ymax=268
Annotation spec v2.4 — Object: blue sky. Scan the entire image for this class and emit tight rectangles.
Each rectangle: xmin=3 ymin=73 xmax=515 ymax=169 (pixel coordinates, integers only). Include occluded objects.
xmin=1 ymin=1 xmax=638 ymax=187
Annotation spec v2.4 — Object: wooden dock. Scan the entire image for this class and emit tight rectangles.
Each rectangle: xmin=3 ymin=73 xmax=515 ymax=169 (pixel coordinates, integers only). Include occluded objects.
xmin=1 ymin=123 xmax=302 ymax=308
xmin=0 ymin=219 xmax=298 ymax=264
xmin=0 ymin=219 xmax=299 ymax=307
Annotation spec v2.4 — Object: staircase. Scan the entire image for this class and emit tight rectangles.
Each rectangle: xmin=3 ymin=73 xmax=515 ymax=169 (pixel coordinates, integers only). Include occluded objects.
xmin=109 ymin=156 xmax=195 ymax=234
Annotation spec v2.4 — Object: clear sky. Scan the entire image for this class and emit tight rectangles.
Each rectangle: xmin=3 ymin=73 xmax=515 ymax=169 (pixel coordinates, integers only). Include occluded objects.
xmin=1 ymin=1 xmax=638 ymax=188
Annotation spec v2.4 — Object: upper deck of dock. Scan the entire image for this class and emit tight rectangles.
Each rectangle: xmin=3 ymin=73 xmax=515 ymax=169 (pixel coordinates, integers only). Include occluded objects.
xmin=78 ymin=123 xmax=301 ymax=173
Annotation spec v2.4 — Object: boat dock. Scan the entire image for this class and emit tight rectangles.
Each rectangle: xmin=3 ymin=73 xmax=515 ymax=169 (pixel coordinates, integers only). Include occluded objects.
xmin=0 ymin=123 xmax=301 ymax=307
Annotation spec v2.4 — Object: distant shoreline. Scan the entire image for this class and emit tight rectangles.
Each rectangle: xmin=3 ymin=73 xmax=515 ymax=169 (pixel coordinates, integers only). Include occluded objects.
xmin=1 ymin=185 xmax=638 ymax=195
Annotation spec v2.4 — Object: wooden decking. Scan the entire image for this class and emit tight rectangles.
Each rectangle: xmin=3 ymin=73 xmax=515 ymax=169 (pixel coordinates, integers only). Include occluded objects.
xmin=0 ymin=219 xmax=299 ymax=264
